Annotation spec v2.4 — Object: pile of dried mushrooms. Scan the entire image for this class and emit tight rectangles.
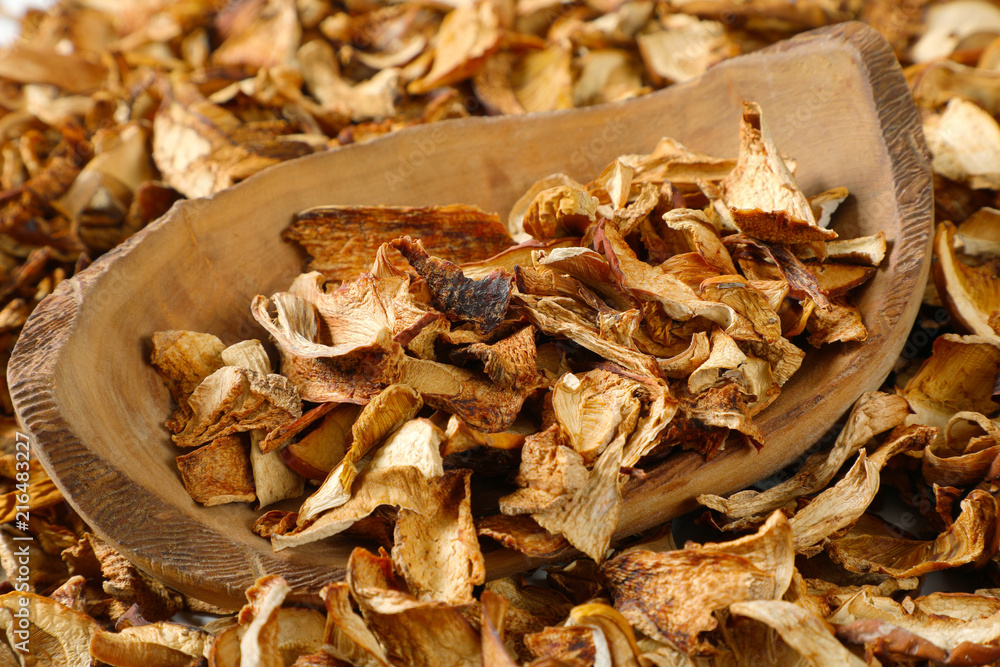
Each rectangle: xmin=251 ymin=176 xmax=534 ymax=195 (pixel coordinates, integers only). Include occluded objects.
xmin=3 ymin=1 xmax=1000 ymax=666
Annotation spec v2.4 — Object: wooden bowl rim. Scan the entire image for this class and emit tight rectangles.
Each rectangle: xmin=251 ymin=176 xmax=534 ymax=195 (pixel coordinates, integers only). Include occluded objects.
xmin=9 ymin=21 xmax=932 ymax=609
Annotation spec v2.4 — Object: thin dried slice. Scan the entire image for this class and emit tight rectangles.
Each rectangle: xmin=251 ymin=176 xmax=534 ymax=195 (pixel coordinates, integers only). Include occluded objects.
xmin=347 ymin=547 xmax=481 ymax=667
xmin=523 ymin=186 xmax=599 ymax=240
xmin=826 ymin=489 xmax=1000 ymax=578
xmin=524 ymin=626 xmax=597 ymax=665
xmin=688 ymin=328 xmax=746 ymax=394
xmin=441 ymin=415 xmax=533 ymax=455
xmin=481 ymin=591 xmax=519 ymax=667
xmin=698 ymin=392 xmax=908 ymax=519
xmin=286 ymin=205 xmax=513 ymax=283
xmin=89 ymin=624 xmax=212 ymax=667
xmin=830 ymin=590 xmax=1000 ymax=660
xmin=392 ymin=469 xmax=485 ymax=605
xmin=899 ymin=334 xmax=1000 ymax=428
xmin=237 ymin=575 xmax=290 ymax=667
xmin=552 ymin=369 xmax=641 ymax=465
xmin=508 ymin=175 xmax=585 ymax=242
xmin=451 ymin=325 xmax=538 ymax=391
xmin=298 ymin=385 xmax=424 ymax=523
xmin=150 ymin=330 xmax=225 ymax=431
xmin=391 ymin=236 xmax=513 ymax=334
xmin=0 ymin=592 xmax=99 ymax=665
xmin=626 ymin=136 xmax=736 ymax=185
xmin=274 ymin=418 xmax=444 ymax=549
xmin=956 ymin=207 xmax=1000 ymax=256
xmin=260 ymin=402 xmax=338 ymax=455
xmin=280 ymin=404 xmax=361 ymax=480
xmin=681 ymin=381 xmax=765 ymax=451
xmin=720 ymin=101 xmax=835 ymax=243
xmin=533 ymin=427 xmax=629 ymax=561
xmin=934 ymin=220 xmax=1000 ymax=342
xmin=810 ymin=187 xmax=850 ymax=228
xmin=476 ymin=514 xmax=572 ymax=558
xmin=605 ymin=539 xmax=777 ymax=651
xmin=796 ymin=232 xmax=887 ymax=265
xmin=511 ymin=45 xmax=573 ymax=113
xmin=172 ymin=364 xmax=301 ymax=448
xmin=806 ymin=299 xmax=868 ymax=346
xmin=662 ymin=208 xmax=736 ymax=274
xmin=408 ymin=2 xmax=500 ymax=95
xmin=568 ymin=602 xmax=644 ymax=667
xmin=320 ymin=582 xmax=391 ymax=667
xmin=911 ymin=0 xmax=1000 ymax=61
xmin=534 ymin=246 xmax=636 ymax=311
xmin=462 ymin=239 xmax=578 ymax=280
xmin=175 ymin=434 xmax=255 ymax=506
xmin=212 ymin=0 xmax=300 ymax=69
xmin=637 ymin=16 xmax=734 ymax=85
xmin=925 ymin=97 xmax=1000 ymax=189
xmin=923 ymin=412 xmax=1000 ymax=486
xmin=729 ymin=600 xmax=866 ymax=667
xmin=500 ymin=425 xmax=588 ymax=516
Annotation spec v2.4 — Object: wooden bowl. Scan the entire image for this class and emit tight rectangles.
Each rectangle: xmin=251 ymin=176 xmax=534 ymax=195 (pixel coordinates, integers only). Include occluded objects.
xmin=9 ymin=22 xmax=931 ymax=610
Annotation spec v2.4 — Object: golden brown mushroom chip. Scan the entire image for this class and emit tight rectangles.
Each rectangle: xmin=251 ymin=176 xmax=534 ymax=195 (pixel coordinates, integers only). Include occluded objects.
xmin=89 ymin=623 xmax=212 ymax=667
xmin=481 ymin=590 xmax=519 ymax=667
xmin=826 ymin=489 xmax=1000 ymax=578
xmin=924 ymin=97 xmax=1000 ymax=190
xmin=347 ymin=547 xmax=481 ymax=667
xmin=922 ymin=411 xmax=1000 ymax=487
xmin=551 ymin=369 xmax=642 ymax=465
xmin=477 ymin=514 xmax=572 ymax=558
xmin=637 ymin=16 xmax=735 ymax=86
xmin=285 ymin=204 xmax=513 ymax=284
xmin=604 ymin=512 xmax=793 ymax=654
xmin=830 ymin=590 xmax=1000 ymax=664
xmin=150 ymin=330 xmax=226 ymax=432
xmin=391 ymin=469 xmax=485 ymax=605
xmin=720 ymin=101 xmax=836 ymax=244
xmin=729 ymin=600 xmax=866 ymax=667
xmin=934 ymin=220 xmax=1000 ymax=342
xmin=319 ymin=581 xmax=391 ymax=667
xmin=523 ymin=186 xmax=600 ymax=241
xmin=451 ymin=325 xmax=540 ymax=391
xmin=174 ymin=434 xmax=255 ymax=506
xmin=407 ymin=2 xmax=500 ymax=95
xmin=298 ymin=384 xmax=423 ymax=523
xmin=899 ymin=334 xmax=1000 ymax=429
xmin=0 ymin=592 xmax=99 ymax=665
xmin=698 ymin=392 xmax=909 ymax=521
xmin=172 ymin=364 xmax=301 ymax=449
xmin=499 ymin=425 xmax=587 ymax=517
xmin=524 ymin=625 xmax=598 ymax=665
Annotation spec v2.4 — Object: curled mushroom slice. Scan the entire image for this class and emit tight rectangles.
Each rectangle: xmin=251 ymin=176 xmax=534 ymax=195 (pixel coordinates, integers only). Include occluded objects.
xmin=552 ymin=369 xmax=642 ymax=465
xmin=637 ymin=16 xmax=735 ymax=86
xmin=523 ymin=186 xmax=600 ymax=240
xmin=925 ymin=98 xmax=1000 ymax=190
xmin=830 ymin=590 xmax=1000 ymax=663
xmin=934 ymin=220 xmax=1000 ymax=342
xmin=499 ymin=425 xmax=588 ymax=516
xmin=285 ymin=204 xmax=513 ymax=284
xmin=150 ymin=330 xmax=226 ymax=432
xmin=698 ymin=391 xmax=908 ymax=520
xmin=89 ymin=623 xmax=213 ymax=667
xmin=720 ymin=101 xmax=836 ymax=243
xmin=923 ymin=412 xmax=1000 ymax=487
xmin=175 ymin=434 xmax=255 ymax=506
xmin=730 ymin=600 xmax=866 ymax=667
xmin=274 ymin=418 xmax=444 ymax=549
xmin=899 ymin=334 xmax=1000 ymax=429
xmin=320 ymin=582 xmax=391 ymax=667
xmin=826 ymin=489 xmax=1000 ymax=578
xmin=407 ymin=1 xmax=500 ymax=95
xmin=0 ymin=592 xmax=98 ymax=665
xmin=476 ymin=514 xmax=572 ymax=558
xmin=347 ymin=547 xmax=482 ymax=667
xmin=297 ymin=385 xmax=424 ymax=523
xmin=603 ymin=512 xmax=793 ymax=654
xmin=391 ymin=469 xmax=485 ymax=605
xmin=391 ymin=236 xmax=513 ymax=334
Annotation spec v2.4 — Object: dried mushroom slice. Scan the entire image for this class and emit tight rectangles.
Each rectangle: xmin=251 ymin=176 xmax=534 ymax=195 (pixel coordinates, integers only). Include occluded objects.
xmin=89 ymin=623 xmax=212 ymax=667
xmin=285 ymin=205 xmax=513 ymax=283
xmin=826 ymin=489 xmax=999 ymax=578
xmin=637 ymin=16 xmax=735 ymax=85
xmin=829 ymin=590 xmax=1000 ymax=662
xmin=298 ymin=384 xmax=422 ymax=522
xmin=319 ymin=582 xmax=391 ymax=667
xmin=0 ymin=592 xmax=99 ymax=665
xmin=922 ymin=412 xmax=1000 ymax=487
xmin=720 ymin=101 xmax=836 ymax=243
xmin=222 ymin=340 xmax=304 ymax=509
xmin=476 ymin=514 xmax=571 ymax=558
xmin=729 ymin=600 xmax=866 ymax=667
xmin=523 ymin=186 xmax=599 ymax=241
xmin=237 ymin=575 xmax=290 ymax=667
xmin=175 ymin=434 xmax=255 ymax=506
xmin=450 ymin=325 xmax=539 ymax=391
xmin=698 ymin=392 xmax=909 ymax=520
xmin=347 ymin=547 xmax=481 ymax=667
xmin=274 ymin=418 xmax=444 ymax=549
xmin=499 ymin=425 xmax=588 ymax=516
xmin=391 ymin=236 xmax=513 ymax=334
xmin=480 ymin=591 xmax=519 ymax=667
xmin=899 ymin=334 xmax=1000 ymax=428
xmin=551 ymin=369 xmax=642 ymax=465
xmin=280 ymin=404 xmax=361 ymax=480
xmin=392 ymin=469 xmax=485 ymax=605
xmin=924 ymin=97 xmax=1000 ymax=190
xmin=150 ymin=330 xmax=226 ymax=432
xmin=407 ymin=2 xmax=500 ymax=95
xmin=172 ymin=364 xmax=302 ymax=449
xmin=934 ymin=220 xmax=1000 ymax=342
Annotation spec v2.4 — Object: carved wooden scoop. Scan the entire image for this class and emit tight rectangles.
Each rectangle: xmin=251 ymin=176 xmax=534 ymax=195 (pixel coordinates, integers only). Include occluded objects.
xmin=9 ymin=22 xmax=931 ymax=610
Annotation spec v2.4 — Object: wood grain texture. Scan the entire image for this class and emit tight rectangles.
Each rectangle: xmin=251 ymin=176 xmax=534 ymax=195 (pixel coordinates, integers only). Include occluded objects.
xmin=8 ymin=22 xmax=931 ymax=610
